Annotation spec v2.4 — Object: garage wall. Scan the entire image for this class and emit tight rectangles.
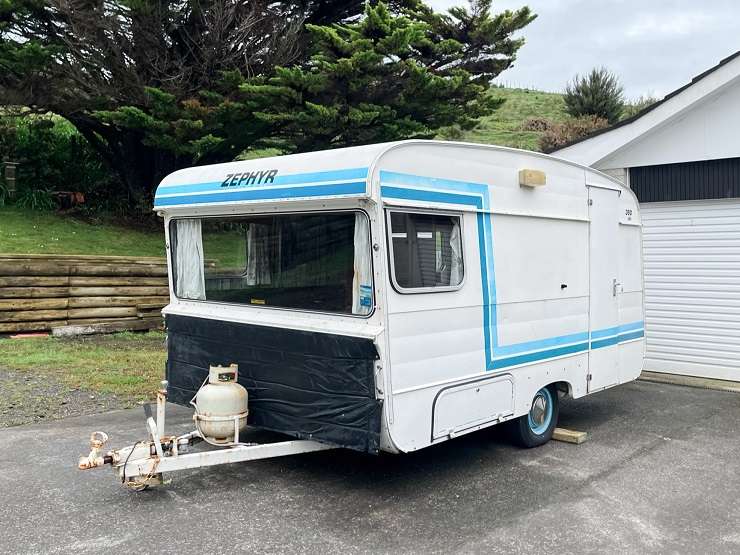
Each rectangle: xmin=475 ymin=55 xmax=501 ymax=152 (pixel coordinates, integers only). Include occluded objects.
xmin=640 ymin=199 xmax=740 ymax=381
xmin=631 ymin=157 xmax=740 ymax=202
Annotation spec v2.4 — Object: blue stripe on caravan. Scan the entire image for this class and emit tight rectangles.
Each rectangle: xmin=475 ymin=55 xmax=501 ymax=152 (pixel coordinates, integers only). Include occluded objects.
xmin=618 ymin=329 xmax=645 ymax=342
xmin=379 ymin=186 xmax=483 ymax=208
xmin=478 ymin=212 xmax=492 ymax=364
xmin=154 ymin=181 xmax=367 ymax=207
xmin=590 ymin=326 xmax=620 ymax=340
xmin=494 ymin=331 xmax=591 ymax=357
xmin=380 ymin=171 xmax=489 ymax=195
xmin=156 ymin=167 xmax=369 ymax=195
xmin=590 ymin=335 xmax=621 ymax=349
xmin=591 ymin=328 xmax=645 ymax=349
xmin=619 ymin=321 xmax=644 ymax=333
xmin=590 ymin=321 xmax=644 ymax=340
xmin=491 ymin=342 xmax=590 ymax=370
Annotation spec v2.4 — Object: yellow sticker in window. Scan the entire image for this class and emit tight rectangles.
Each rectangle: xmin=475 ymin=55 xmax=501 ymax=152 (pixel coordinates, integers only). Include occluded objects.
xmin=250 ymin=298 xmax=266 ymax=305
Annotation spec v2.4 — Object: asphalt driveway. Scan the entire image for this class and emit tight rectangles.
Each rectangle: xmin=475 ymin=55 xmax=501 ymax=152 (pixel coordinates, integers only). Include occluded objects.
xmin=1 ymin=380 xmax=738 ymax=554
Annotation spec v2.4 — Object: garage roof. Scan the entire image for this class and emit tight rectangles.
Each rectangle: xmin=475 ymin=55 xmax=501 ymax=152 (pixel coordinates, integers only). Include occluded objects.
xmin=551 ymin=50 xmax=740 ymax=166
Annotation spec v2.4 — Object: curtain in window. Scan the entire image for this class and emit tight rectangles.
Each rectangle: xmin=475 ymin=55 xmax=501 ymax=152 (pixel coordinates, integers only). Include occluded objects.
xmin=449 ymin=219 xmax=463 ymax=286
xmin=175 ymin=219 xmax=206 ymax=300
xmin=352 ymin=213 xmax=373 ymax=315
xmin=246 ymin=223 xmax=272 ymax=285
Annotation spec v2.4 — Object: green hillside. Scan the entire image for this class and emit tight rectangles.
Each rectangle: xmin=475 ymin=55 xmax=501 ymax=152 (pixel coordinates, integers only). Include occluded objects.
xmin=460 ymin=87 xmax=567 ymax=151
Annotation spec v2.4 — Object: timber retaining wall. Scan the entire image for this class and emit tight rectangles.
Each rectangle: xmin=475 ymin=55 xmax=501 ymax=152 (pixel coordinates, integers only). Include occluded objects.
xmin=0 ymin=254 xmax=169 ymax=333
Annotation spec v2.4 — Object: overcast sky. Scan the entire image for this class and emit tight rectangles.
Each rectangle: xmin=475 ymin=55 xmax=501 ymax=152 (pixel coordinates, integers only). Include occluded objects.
xmin=427 ymin=0 xmax=740 ymax=99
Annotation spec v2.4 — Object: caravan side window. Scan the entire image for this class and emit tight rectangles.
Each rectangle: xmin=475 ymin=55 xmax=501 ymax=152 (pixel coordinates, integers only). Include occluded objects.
xmin=387 ymin=211 xmax=464 ymax=292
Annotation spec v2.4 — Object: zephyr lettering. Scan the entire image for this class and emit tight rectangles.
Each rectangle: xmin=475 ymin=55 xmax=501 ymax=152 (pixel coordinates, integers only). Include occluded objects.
xmin=220 ymin=169 xmax=279 ymax=187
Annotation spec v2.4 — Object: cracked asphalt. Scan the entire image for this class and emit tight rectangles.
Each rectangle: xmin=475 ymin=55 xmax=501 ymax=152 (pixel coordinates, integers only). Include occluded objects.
xmin=0 ymin=380 xmax=738 ymax=554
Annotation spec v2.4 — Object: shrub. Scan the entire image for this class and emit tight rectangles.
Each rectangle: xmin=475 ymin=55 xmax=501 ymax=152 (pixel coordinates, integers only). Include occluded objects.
xmin=15 ymin=188 xmax=55 ymax=211
xmin=621 ymin=95 xmax=659 ymax=120
xmin=564 ymin=67 xmax=624 ymax=124
xmin=520 ymin=117 xmax=553 ymax=132
xmin=0 ymin=115 xmax=114 ymax=211
xmin=539 ymin=115 xmax=609 ymax=152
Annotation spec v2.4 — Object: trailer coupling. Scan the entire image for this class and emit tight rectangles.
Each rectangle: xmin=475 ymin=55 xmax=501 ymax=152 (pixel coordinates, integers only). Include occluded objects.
xmin=77 ymin=377 xmax=334 ymax=490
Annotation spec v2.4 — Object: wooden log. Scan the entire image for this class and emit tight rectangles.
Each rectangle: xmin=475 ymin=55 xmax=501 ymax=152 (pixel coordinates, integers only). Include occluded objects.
xmin=0 ymin=253 xmax=166 ymax=264
xmin=0 ymin=298 xmax=69 ymax=311
xmin=68 ymin=276 xmax=168 ymax=287
xmin=0 ymin=262 xmax=168 ymax=277
xmin=66 ymin=316 xmax=141 ymax=325
xmin=69 ymin=264 xmax=168 ymax=277
xmin=136 ymin=302 xmax=168 ymax=311
xmin=0 ymin=280 xmax=167 ymax=293
xmin=137 ymin=310 xmax=162 ymax=319
xmin=68 ymin=286 xmax=169 ymax=297
xmin=0 ymin=309 xmax=70 ymax=322
xmin=51 ymin=317 xmax=163 ymax=337
xmin=0 ymin=287 xmax=70 ymax=298
xmin=0 ymin=262 xmax=72 ymax=276
xmin=0 ymin=276 xmax=70 ymax=287
xmin=0 ymin=320 xmax=68 ymax=333
xmin=67 ymin=307 xmax=138 ymax=319
xmin=68 ymin=296 xmax=169 ymax=308
xmin=0 ymin=306 xmax=138 ymax=322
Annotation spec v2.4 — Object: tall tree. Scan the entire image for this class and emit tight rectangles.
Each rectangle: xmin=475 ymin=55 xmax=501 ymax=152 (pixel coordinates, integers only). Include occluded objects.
xmin=0 ymin=1 xmax=535 ymax=206
xmin=246 ymin=1 xmax=536 ymax=151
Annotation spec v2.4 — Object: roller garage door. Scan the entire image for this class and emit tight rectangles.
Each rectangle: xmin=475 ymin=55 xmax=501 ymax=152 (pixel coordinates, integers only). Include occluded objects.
xmin=641 ymin=199 xmax=740 ymax=381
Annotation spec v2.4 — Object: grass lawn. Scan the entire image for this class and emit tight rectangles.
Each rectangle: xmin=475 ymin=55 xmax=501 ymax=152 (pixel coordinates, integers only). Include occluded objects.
xmin=0 ymin=331 xmax=166 ymax=399
xmin=459 ymin=87 xmax=568 ymax=151
xmin=0 ymin=206 xmax=165 ymax=256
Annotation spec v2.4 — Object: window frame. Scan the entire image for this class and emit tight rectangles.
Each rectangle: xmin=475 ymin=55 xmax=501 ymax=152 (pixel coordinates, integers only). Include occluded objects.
xmin=168 ymin=208 xmax=376 ymax=319
xmin=385 ymin=208 xmax=466 ymax=295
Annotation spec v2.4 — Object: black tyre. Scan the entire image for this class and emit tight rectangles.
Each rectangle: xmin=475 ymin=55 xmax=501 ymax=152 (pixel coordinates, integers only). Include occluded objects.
xmin=507 ymin=385 xmax=559 ymax=448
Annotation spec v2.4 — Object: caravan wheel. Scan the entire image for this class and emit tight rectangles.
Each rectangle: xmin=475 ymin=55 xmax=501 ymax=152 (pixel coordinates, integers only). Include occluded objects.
xmin=507 ymin=385 xmax=559 ymax=448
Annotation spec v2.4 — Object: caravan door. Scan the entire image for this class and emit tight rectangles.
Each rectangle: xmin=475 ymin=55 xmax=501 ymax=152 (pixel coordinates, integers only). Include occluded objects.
xmin=588 ymin=185 xmax=621 ymax=391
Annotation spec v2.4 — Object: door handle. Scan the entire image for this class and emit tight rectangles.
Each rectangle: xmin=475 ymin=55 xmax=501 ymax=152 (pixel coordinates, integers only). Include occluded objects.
xmin=612 ymin=278 xmax=621 ymax=297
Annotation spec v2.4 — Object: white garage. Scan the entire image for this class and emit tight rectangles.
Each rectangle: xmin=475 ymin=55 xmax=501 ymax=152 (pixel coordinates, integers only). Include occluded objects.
xmin=552 ymin=50 xmax=740 ymax=382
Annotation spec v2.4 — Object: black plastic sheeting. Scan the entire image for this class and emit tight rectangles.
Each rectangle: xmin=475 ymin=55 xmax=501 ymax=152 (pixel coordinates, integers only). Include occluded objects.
xmin=165 ymin=314 xmax=382 ymax=453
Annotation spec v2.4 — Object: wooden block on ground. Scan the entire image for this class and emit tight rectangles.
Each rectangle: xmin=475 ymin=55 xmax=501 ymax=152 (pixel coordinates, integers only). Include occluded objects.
xmin=552 ymin=427 xmax=588 ymax=444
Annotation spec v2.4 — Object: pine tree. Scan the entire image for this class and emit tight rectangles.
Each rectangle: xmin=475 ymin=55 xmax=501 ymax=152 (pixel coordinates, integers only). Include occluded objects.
xmin=243 ymin=2 xmax=534 ymax=152
xmin=564 ymin=68 xmax=625 ymax=124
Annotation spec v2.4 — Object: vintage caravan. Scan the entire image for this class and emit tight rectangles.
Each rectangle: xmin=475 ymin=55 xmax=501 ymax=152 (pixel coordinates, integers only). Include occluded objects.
xmin=79 ymin=140 xmax=644 ymax=487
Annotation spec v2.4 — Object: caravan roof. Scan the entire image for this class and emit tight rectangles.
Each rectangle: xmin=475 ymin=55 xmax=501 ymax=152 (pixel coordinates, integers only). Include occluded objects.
xmin=153 ymin=140 xmax=629 ymax=213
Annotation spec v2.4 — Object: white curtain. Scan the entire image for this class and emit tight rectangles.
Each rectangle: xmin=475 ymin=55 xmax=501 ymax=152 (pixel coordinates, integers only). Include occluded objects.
xmin=175 ymin=219 xmax=206 ymax=300
xmin=449 ymin=220 xmax=463 ymax=286
xmin=246 ymin=224 xmax=272 ymax=286
xmin=352 ymin=213 xmax=373 ymax=315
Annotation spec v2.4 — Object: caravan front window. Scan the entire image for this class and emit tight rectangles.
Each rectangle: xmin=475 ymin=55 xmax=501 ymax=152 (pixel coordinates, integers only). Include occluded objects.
xmin=170 ymin=211 xmax=373 ymax=316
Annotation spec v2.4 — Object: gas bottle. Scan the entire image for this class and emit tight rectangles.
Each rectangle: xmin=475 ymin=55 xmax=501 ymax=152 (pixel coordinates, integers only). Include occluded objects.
xmin=193 ymin=364 xmax=248 ymax=444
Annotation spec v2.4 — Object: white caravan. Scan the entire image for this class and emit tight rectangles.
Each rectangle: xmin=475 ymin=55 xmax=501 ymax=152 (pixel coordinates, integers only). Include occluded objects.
xmin=79 ymin=140 xmax=644 ymax=487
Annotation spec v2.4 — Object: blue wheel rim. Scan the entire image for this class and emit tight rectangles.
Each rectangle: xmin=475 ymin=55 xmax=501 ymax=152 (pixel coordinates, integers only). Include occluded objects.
xmin=528 ymin=387 xmax=554 ymax=435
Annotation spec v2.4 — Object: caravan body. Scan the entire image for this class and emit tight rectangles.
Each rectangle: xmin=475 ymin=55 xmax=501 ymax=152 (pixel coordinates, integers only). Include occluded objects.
xmin=154 ymin=140 xmax=644 ymax=454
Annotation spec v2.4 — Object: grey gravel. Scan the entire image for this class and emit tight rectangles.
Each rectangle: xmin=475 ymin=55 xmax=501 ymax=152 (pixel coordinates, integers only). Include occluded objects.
xmin=0 ymin=366 xmax=134 ymax=427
